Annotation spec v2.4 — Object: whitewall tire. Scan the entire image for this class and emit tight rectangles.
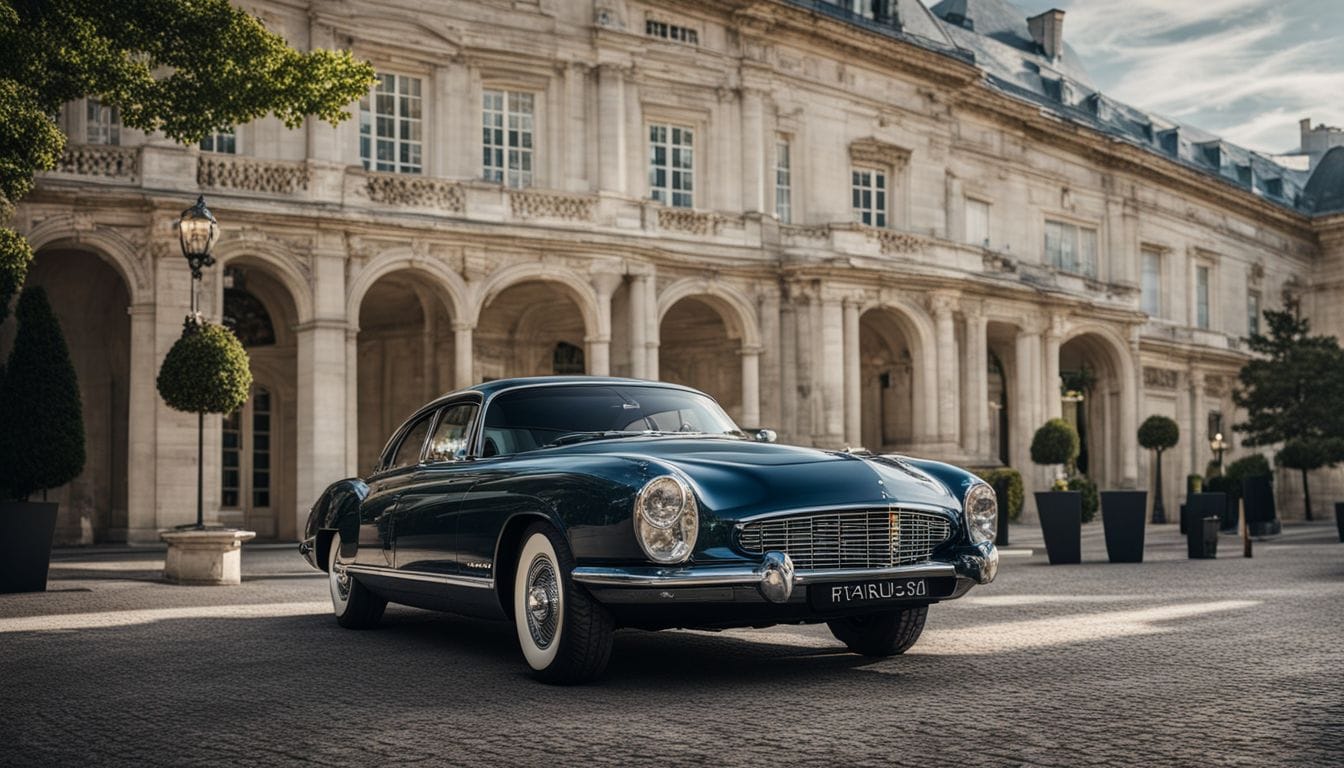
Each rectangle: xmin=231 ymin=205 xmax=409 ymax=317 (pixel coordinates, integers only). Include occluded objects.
xmin=513 ymin=523 xmax=614 ymax=684
xmin=328 ymin=535 xmax=386 ymax=629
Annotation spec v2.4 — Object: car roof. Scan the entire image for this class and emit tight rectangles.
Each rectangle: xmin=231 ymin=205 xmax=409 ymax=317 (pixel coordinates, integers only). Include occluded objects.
xmin=427 ymin=376 xmax=703 ymax=409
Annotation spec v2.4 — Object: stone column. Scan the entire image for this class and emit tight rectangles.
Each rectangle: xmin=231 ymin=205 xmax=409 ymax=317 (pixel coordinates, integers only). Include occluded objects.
xmin=453 ymin=322 xmax=475 ymax=389
xmin=345 ymin=329 xmax=358 ymax=476
xmin=931 ymin=294 xmax=960 ymax=447
xmin=1044 ymin=314 xmax=1063 ymax=422
xmin=964 ymin=307 xmax=989 ymax=460
xmin=126 ymin=304 xmax=158 ymax=543
xmin=779 ymin=301 xmax=799 ymax=442
xmin=820 ymin=297 xmax=845 ymax=445
xmin=597 ymin=64 xmax=626 ymax=195
xmin=1014 ymin=328 xmax=1042 ymax=477
xmin=628 ymin=272 xmax=649 ymax=379
xmin=645 ymin=275 xmax=660 ymax=379
xmin=842 ymin=299 xmax=862 ymax=448
xmin=1189 ymin=370 xmax=1206 ymax=473
xmin=740 ymin=346 xmax=762 ymax=428
xmin=740 ymin=88 xmax=766 ymax=214
xmin=295 ymin=316 xmax=349 ymax=539
xmin=589 ymin=272 xmax=622 ymax=377
xmin=1121 ymin=332 xmax=1140 ymax=486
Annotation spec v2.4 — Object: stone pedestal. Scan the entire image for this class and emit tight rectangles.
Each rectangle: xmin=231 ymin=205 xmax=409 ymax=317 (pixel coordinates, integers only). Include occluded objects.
xmin=160 ymin=529 xmax=257 ymax=586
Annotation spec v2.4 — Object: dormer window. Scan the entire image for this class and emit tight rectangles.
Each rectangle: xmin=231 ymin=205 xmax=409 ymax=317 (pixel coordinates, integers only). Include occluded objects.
xmin=645 ymin=18 xmax=698 ymax=45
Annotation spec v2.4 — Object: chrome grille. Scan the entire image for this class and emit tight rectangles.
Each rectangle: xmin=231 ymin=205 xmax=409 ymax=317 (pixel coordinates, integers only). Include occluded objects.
xmin=736 ymin=509 xmax=953 ymax=570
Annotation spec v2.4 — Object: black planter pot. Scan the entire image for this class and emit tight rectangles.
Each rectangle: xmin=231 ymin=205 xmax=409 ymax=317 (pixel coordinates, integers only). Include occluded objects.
xmin=1335 ymin=502 xmax=1344 ymax=543
xmin=1100 ymin=490 xmax=1146 ymax=563
xmin=1242 ymin=476 xmax=1279 ymax=537
xmin=0 ymin=501 xmax=59 ymax=593
xmin=990 ymin=476 xmax=1011 ymax=546
xmin=1036 ymin=491 xmax=1082 ymax=565
xmin=1187 ymin=515 xmax=1220 ymax=559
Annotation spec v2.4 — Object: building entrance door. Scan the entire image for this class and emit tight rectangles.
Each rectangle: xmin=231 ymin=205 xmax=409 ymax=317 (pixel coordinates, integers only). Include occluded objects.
xmin=221 ymin=385 xmax=277 ymax=538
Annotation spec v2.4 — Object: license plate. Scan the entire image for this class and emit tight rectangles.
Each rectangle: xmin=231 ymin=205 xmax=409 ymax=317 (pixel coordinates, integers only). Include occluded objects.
xmin=809 ymin=577 xmax=951 ymax=610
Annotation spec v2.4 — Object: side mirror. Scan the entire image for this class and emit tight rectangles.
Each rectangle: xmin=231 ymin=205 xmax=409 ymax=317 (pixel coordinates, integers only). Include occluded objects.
xmin=753 ymin=428 xmax=777 ymax=444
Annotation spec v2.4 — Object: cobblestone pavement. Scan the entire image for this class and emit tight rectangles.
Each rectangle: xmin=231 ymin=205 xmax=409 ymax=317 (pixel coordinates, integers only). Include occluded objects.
xmin=2 ymin=523 xmax=1341 ymax=767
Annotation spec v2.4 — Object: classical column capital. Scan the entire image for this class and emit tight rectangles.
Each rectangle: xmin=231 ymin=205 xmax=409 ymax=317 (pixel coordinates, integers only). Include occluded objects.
xmin=590 ymin=271 xmax=624 ymax=297
xmin=927 ymin=291 xmax=959 ymax=317
xmin=451 ymin=321 xmax=476 ymax=333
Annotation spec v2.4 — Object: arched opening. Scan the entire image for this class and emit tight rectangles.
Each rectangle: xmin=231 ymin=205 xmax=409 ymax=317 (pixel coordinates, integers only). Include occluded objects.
xmin=859 ymin=308 xmax=921 ymax=451
xmin=356 ymin=273 xmax=455 ymax=473
xmin=1059 ymin=332 xmax=1124 ymax=487
xmin=218 ymin=262 xmax=298 ymax=539
xmin=986 ymin=321 xmax=1020 ymax=467
xmin=475 ymin=280 xmax=587 ymax=380
xmin=659 ymin=297 xmax=743 ymax=420
xmin=6 ymin=249 xmax=130 ymax=544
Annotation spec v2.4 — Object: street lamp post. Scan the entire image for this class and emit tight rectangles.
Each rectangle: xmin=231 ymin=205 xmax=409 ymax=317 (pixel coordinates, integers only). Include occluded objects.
xmin=176 ymin=195 xmax=220 ymax=530
xmin=1209 ymin=432 xmax=1228 ymax=475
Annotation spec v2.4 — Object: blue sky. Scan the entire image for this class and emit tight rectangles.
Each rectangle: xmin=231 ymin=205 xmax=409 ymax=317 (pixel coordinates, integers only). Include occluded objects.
xmin=923 ymin=0 xmax=1344 ymax=154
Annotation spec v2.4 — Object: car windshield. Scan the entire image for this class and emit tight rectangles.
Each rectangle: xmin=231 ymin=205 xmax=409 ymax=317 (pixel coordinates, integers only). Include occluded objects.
xmin=481 ymin=384 xmax=744 ymax=456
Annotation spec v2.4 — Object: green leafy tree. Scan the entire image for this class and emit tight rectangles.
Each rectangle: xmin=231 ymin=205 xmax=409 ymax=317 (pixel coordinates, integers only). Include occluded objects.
xmin=0 ymin=287 xmax=85 ymax=500
xmin=157 ymin=321 xmax=252 ymax=415
xmin=1233 ymin=306 xmax=1344 ymax=520
xmin=0 ymin=0 xmax=374 ymax=284
xmin=1137 ymin=415 xmax=1179 ymax=523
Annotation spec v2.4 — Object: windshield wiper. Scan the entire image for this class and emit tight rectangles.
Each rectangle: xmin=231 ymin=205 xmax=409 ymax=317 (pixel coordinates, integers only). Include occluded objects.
xmin=545 ymin=430 xmax=648 ymax=447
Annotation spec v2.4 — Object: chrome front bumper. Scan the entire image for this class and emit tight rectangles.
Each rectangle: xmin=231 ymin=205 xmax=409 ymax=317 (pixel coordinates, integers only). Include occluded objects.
xmin=571 ymin=543 xmax=997 ymax=605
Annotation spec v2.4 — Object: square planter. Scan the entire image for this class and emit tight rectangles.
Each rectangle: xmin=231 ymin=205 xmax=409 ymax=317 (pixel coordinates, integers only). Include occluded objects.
xmin=1100 ymin=490 xmax=1147 ymax=563
xmin=1242 ymin=476 xmax=1279 ymax=537
xmin=0 ymin=502 xmax=59 ymax=593
xmin=161 ymin=529 xmax=256 ymax=585
xmin=1335 ymin=502 xmax=1344 ymax=543
xmin=1036 ymin=491 xmax=1082 ymax=565
xmin=1188 ymin=516 xmax=1219 ymax=559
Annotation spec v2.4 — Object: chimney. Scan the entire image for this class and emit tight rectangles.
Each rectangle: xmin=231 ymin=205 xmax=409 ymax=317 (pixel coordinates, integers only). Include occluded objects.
xmin=1027 ymin=9 xmax=1066 ymax=61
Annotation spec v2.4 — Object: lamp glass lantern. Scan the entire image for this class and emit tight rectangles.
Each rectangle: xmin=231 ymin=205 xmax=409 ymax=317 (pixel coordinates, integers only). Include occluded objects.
xmin=1210 ymin=432 xmax=1228 ymax=471
xmin=177 ymin=195 xmax=220 ymax=280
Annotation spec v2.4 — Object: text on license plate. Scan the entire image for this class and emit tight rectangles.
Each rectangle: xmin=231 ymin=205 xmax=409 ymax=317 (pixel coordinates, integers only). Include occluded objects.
xmin=810 ymin=577 xmax=951 ymax=610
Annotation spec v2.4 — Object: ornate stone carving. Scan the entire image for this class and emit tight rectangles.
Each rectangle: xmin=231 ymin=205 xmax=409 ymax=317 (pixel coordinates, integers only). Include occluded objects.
xmin=658 ymin=208 xmax=720 ymax=236
xmin=198 ymin=156 xmax=310 ymax=195
xmin=1143 ymin=366 xmax=1179 ymax=389
xmin=849 ymin=137 xmax=910 ymax=168
xmin=51 ymin=145 xmax=138 ymax=180
xmin=782 ymin=224 xmax=829 ymax=240
xmin=364 ymin=174 xmax=465 ymax=212
xmin=509 ymin=190 xmax=596 ymax=222
xmin=1204 ymin=374 xmax=1227 ymax=397
xmin=865 ymin=228 xmax=925 ymax=255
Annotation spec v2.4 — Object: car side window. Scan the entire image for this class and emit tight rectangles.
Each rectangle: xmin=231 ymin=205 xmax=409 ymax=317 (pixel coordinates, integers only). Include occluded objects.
xmin=388 ymin=413 xmax=435 ymax=470
xmin=426 ymin=404 xmax=478 ymax=463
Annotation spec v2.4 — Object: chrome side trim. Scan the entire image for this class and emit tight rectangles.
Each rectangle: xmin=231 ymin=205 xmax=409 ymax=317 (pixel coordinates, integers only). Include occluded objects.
xmin=345 ymin=564 xmax=494 ymax=590
xmin=570 ymin=561 xmax=956 ymax=588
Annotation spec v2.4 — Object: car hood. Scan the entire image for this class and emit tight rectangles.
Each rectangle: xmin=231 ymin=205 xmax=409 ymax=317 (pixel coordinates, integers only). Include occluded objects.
xmin=555 ymin=437 xmax=958 ymax=520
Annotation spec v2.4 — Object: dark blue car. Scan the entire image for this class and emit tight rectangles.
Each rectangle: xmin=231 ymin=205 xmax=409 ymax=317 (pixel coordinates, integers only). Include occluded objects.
xmin=301 ymin=376 xmax=999 ymax=683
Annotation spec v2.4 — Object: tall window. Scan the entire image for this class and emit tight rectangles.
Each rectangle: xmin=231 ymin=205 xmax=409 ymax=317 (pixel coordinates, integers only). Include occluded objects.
xmin=775 ymin=141 xmax=792 ymax=223
xmin=1195 ymin=265 xmax=1211 ymax=329
xmin=482 ymin=89 xmax=534 ymax=188
xmin=1045 ymin=220 xmax=1098 ymax=279
xmin=649 ymin=124 xmax=694 ymax=208
xmin=222 ymin=409 xmax=241 ymax=508
xmin=852 ymin=168 xmax=887 ymax=227
xmin=360 ymin=73 xmax=423 ymax=174
xmin=965 ymin=198 xmax=990 ymax=247
xmin=251 ymin=389 xmax=271 ymax=508
xmin=220 ymin=386 xmax=272 ymax=510
xmin=1141 ymin=248 xmax=1162 ymax=317
xmin=85 ymin=98 xmax=120 ymax=145
xmin=553 ymin=342 xmax=585 ymax=374
xmin=200 ymin=128 xmax=236 ymax=154
xmin=1247 ymin=290 xmax=1261 ymax=335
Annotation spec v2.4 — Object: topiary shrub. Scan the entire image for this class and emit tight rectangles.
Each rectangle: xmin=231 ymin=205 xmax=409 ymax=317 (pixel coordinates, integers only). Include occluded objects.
xmin=1137 ymin=415 xmax=1179 ymax=452
xmin=1225 ymin=454 xmax=1271 ymax=489
xmin=1030 ymin=418 xmax=1079 ymax=468
xmin=157 ymin=320 xmax=252 ymax=416
xmin=0 ymin=227 xmax=34 ymax=327
xmin=974 ymin=467 xmax=1024 ymax=522
xmin=1067 ymin=474 xmax=1099 ymax=523
xmin=0 ymin=287 xmax=85 ymax=500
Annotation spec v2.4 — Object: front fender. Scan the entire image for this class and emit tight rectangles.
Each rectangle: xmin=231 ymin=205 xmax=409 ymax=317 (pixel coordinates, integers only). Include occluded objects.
xmin=301 ymin=478 xmax=368 ymax=570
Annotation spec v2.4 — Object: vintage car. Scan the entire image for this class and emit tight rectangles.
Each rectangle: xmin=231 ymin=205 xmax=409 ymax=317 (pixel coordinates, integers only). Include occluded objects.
xmin=300 ymin=376 xmax=998 ymax=683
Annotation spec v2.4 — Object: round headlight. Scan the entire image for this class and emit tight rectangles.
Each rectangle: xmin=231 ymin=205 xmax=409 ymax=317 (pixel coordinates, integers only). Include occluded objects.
xmin=635 ymin=475 xmax=698 ymax=564
xmin=964 ymin=482 xmax=998 ymax=545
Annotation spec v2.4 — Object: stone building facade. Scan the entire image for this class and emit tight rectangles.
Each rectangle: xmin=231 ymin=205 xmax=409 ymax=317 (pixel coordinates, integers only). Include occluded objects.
xmin=10 ymin=0 xmax=1344 ymax=544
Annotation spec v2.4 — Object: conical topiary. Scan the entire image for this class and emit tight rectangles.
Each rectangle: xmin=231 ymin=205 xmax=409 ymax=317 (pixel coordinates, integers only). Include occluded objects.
xmin=157 ymin=320 xmax=252 ymax=416
xmin=0 ymin=287 xmax=86 ymax=500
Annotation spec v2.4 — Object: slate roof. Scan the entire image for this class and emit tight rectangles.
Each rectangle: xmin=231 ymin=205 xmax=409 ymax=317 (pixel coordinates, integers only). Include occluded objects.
xmin=786 ymin=0 xmax=1340 ymax=216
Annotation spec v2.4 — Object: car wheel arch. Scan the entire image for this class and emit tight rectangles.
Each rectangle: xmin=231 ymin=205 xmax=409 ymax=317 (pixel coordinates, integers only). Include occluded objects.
xmin=494 ymin=511 xmax=568 ymax=620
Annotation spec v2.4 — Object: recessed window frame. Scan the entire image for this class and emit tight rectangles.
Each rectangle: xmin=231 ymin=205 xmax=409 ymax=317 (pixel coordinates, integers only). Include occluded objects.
xmin=851 ymin=166 xmax=888 ymax=228
xmin=85 ymin=98 xmax=121 ymax=146
xmin=775 ymin=137 xmax=792 ymax=223
xmin=1247 ymin=288 xmax=1261 ymax=336
xmin=1195 ymin=263 xmax=1212 ymax=330
xmin=1044 ymin=218 xmax=1100 ymax=279
xmin=648 ymin=121 xmax=696 ymax=208
xmin=360 ymin=72 xmax=424 ymax=175
xmin=482 ymin=88 xmax=536 ymax=188
xmin=965 ymin=197 xmax=990 ymax=247
xmin=1141 ymin=246 xmax=1163 ymax=318
xmin=200 ymin=128 xmax=237 ymax=154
